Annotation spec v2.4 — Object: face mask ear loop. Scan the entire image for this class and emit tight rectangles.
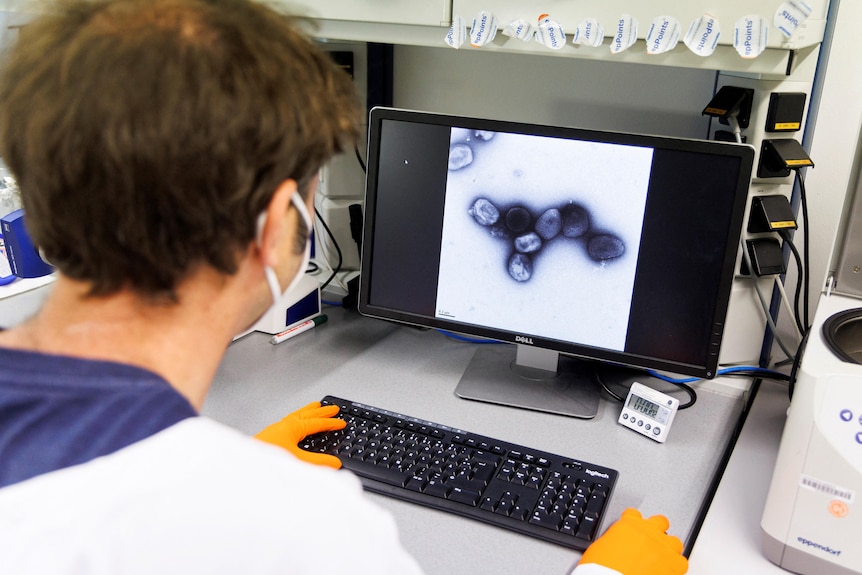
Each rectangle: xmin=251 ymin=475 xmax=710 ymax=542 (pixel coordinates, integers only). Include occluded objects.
xmin=256 ymin=192 xmax=312 ymax=308
xmin=256 ymin=211 xmax=283 ymax=306
xmin=290 ymin=190 xmax=313 ymax=232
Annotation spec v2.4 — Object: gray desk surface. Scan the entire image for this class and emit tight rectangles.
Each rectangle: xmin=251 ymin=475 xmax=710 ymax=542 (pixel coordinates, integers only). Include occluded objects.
xmin=203 ymin=306 xmax=744 ymax=575
xmin=688 ymin=380 xmax=793 ymax=574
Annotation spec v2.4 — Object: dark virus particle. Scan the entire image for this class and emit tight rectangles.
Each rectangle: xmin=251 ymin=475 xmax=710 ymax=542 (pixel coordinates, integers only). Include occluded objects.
xmin=508 ymin=253 xmax=533 ymax=282
xmin=467 ymin=197 xmax=625 ymax=282
xmin=561 ymin=204 xmax=590 ymax=238
xmin=535 ymin=208 xmax=562 ymax=240
xmin=514 ymin=232 xmax=542 ymax=254
xmin=473 ymin=130 xmax=495 ymax=141
xmin=505 ymin=206 xmax=532 ymax=233
xmin=448 ymin=143 xmax=473 ymax=170
xmin=587 ymin=234 xmax=625 ymax=261
xmin=468 ymin=198 xmax=500 ymax=226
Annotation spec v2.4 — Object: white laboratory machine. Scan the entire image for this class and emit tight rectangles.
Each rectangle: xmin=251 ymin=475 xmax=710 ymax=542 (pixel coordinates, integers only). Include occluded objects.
xmin=761 ymin=294 xmax=862 ymax=575
xmin=762 ymin=165 xmax=862 ymax=575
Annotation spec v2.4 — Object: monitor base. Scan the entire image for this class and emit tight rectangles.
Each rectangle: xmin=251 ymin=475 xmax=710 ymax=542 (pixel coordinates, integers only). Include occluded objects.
xmin=454 ymin=344 xmax=601 ymax=419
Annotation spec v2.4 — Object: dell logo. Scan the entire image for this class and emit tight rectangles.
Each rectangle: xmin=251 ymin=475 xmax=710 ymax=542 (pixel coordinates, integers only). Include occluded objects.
xmin=515 ymin=335 xmax=534 ymax=345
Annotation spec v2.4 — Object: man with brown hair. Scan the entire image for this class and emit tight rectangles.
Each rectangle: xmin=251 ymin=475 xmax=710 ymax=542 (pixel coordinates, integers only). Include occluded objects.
xmin=0 ymin=1 xmax=691 ymax=573
xmin=0 ymin=0 xmax=420 ymax=572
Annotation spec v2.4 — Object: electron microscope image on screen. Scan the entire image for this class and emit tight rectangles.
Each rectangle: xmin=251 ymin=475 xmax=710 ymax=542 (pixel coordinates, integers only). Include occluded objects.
xmin=435 ymin=128 xmax=653 ymax=351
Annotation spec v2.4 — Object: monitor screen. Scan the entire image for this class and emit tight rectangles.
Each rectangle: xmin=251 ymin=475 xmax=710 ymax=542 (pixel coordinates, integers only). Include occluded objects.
xmin=359 ymin=107 xmax=754 ymax=418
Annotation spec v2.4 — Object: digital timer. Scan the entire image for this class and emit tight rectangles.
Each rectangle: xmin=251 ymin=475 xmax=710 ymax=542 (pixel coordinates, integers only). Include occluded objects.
xmin=618 ymin=381 xmax=679 ymax=443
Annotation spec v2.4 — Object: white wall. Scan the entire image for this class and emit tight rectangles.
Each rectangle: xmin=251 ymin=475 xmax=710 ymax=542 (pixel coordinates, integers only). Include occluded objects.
xmin=392 ymin=44 xmax=717 ymax=138
xmin=803 ymin=0 xmax=862 ymax=296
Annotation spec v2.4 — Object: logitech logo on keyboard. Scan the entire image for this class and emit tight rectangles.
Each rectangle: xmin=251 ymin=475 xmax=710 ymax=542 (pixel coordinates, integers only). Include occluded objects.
xmin=586 ymin=469 xmax=610 ymax=479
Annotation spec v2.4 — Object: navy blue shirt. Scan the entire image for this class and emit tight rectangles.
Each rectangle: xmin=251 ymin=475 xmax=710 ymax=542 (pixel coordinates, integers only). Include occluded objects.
xmin=0 ymin=347 xmax=196 ymax=488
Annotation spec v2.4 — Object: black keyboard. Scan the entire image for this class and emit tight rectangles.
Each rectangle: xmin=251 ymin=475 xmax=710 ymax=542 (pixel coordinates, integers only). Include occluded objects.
xmin=300 ymin=396 xmax=619 ymax=550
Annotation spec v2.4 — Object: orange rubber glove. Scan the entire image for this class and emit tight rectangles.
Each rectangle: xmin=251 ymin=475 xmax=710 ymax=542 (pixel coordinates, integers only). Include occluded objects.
xmin=255 ymin=402 xmax=347 ymax=469
xmin=577 ymin=508 xmax=688 ymax=575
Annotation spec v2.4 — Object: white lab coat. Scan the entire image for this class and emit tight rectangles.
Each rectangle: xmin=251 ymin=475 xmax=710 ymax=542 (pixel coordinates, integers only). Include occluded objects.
xmin=0 ymin=417 xmax=422 ymax=574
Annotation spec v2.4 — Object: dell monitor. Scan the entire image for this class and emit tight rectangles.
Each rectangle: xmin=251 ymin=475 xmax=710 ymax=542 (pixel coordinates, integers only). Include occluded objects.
xmin=358 ymin=107 xmax=754 ymax=418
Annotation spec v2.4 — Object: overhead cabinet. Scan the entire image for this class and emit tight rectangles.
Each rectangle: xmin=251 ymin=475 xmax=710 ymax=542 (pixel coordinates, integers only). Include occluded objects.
xmin=284 ymin=0 xmax=451 ymax=27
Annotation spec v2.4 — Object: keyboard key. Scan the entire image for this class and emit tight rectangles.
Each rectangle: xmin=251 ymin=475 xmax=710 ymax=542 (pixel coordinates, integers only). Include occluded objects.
xmin=406 ymin=476 xmax=427 ymax=492
xmin=586 ymin=494 xmax=606 ymax=518
xmin=576 ymin=515 xmax=598 ymax=540
xmin=495 ymin=498 xmax=513 ymax=516
xmin=510 ymin=504 xmax=530 ymax=521
xmin=472 ymin=461 xmax=495 ymax=484
xmin=591 ymin=482 xmax=609 ymax=497
xmin=546 ymin=511 xmax=565 ymax=528
xmin=480 ymin=496 xmax=496 ymax=511
xmin=449 ymin=486 xmax=481 ymax=506
xmin=560 ymin=517 xmax=578 ymax=536
xmin=529 ymin=512 xmax=561 ymax=531
xmin=569 ymin=498 xmax=587 ymax=517
xmin=472 ymin=450 xmax=501 ymax=465
xmin=341 ymin=458 xmax=409 ymax=488
xmin=526 ymin=473 xmax=544 ymax=490
xmin=424 ymin=479 xmax=449 ymax=499
xmin=446 ymin=477 xmax=486 ymax=495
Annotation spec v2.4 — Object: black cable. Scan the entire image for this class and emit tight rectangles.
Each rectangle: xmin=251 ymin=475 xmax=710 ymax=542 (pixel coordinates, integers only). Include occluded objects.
xmin=779 ymin=229 xmax=805 ymax=335
xmin=644 ymin=370 xmax=699 ymax=408
xmin=797 ymin=171 xmax=811 ymax=331
xmin=314 ymin=206 xmax=342 ymax=291
xmin=674 ymin=381 xmax=697 ymax=410
xmin=722 ymin=369 xmax=790 ymax=383
xmin=593 ymin=371 xmax=627 ymax=403
xmin=788 ymin=328 xmax=810 ymax=401
xmin=594 ymin=370 xmax=697 ymax=409
xmin=355 ymin=145 xmax=367 ymax=174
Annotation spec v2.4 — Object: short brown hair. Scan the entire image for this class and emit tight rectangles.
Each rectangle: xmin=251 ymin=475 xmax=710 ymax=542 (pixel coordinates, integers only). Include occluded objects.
xmin=0 ymin=0 xmax=358 ymax=300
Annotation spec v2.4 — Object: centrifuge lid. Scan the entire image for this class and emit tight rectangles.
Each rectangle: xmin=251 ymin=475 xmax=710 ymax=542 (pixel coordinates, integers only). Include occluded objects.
xmin=822 ymin=308 xmax=862 ymax=364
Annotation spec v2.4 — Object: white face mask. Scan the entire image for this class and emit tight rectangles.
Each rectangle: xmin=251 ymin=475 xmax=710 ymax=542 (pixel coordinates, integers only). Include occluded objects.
xmin=261 ymin=191 xmax=313 ymax=308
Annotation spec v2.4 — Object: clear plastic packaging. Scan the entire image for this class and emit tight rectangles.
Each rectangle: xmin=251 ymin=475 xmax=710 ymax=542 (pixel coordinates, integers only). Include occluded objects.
xmin=0 ymin=159 xmax=22 ymax=219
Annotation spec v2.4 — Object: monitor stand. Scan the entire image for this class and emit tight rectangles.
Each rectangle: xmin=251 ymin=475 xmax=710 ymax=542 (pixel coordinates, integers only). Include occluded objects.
xmin=454 ymin=344 xmax=601 ymax=419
